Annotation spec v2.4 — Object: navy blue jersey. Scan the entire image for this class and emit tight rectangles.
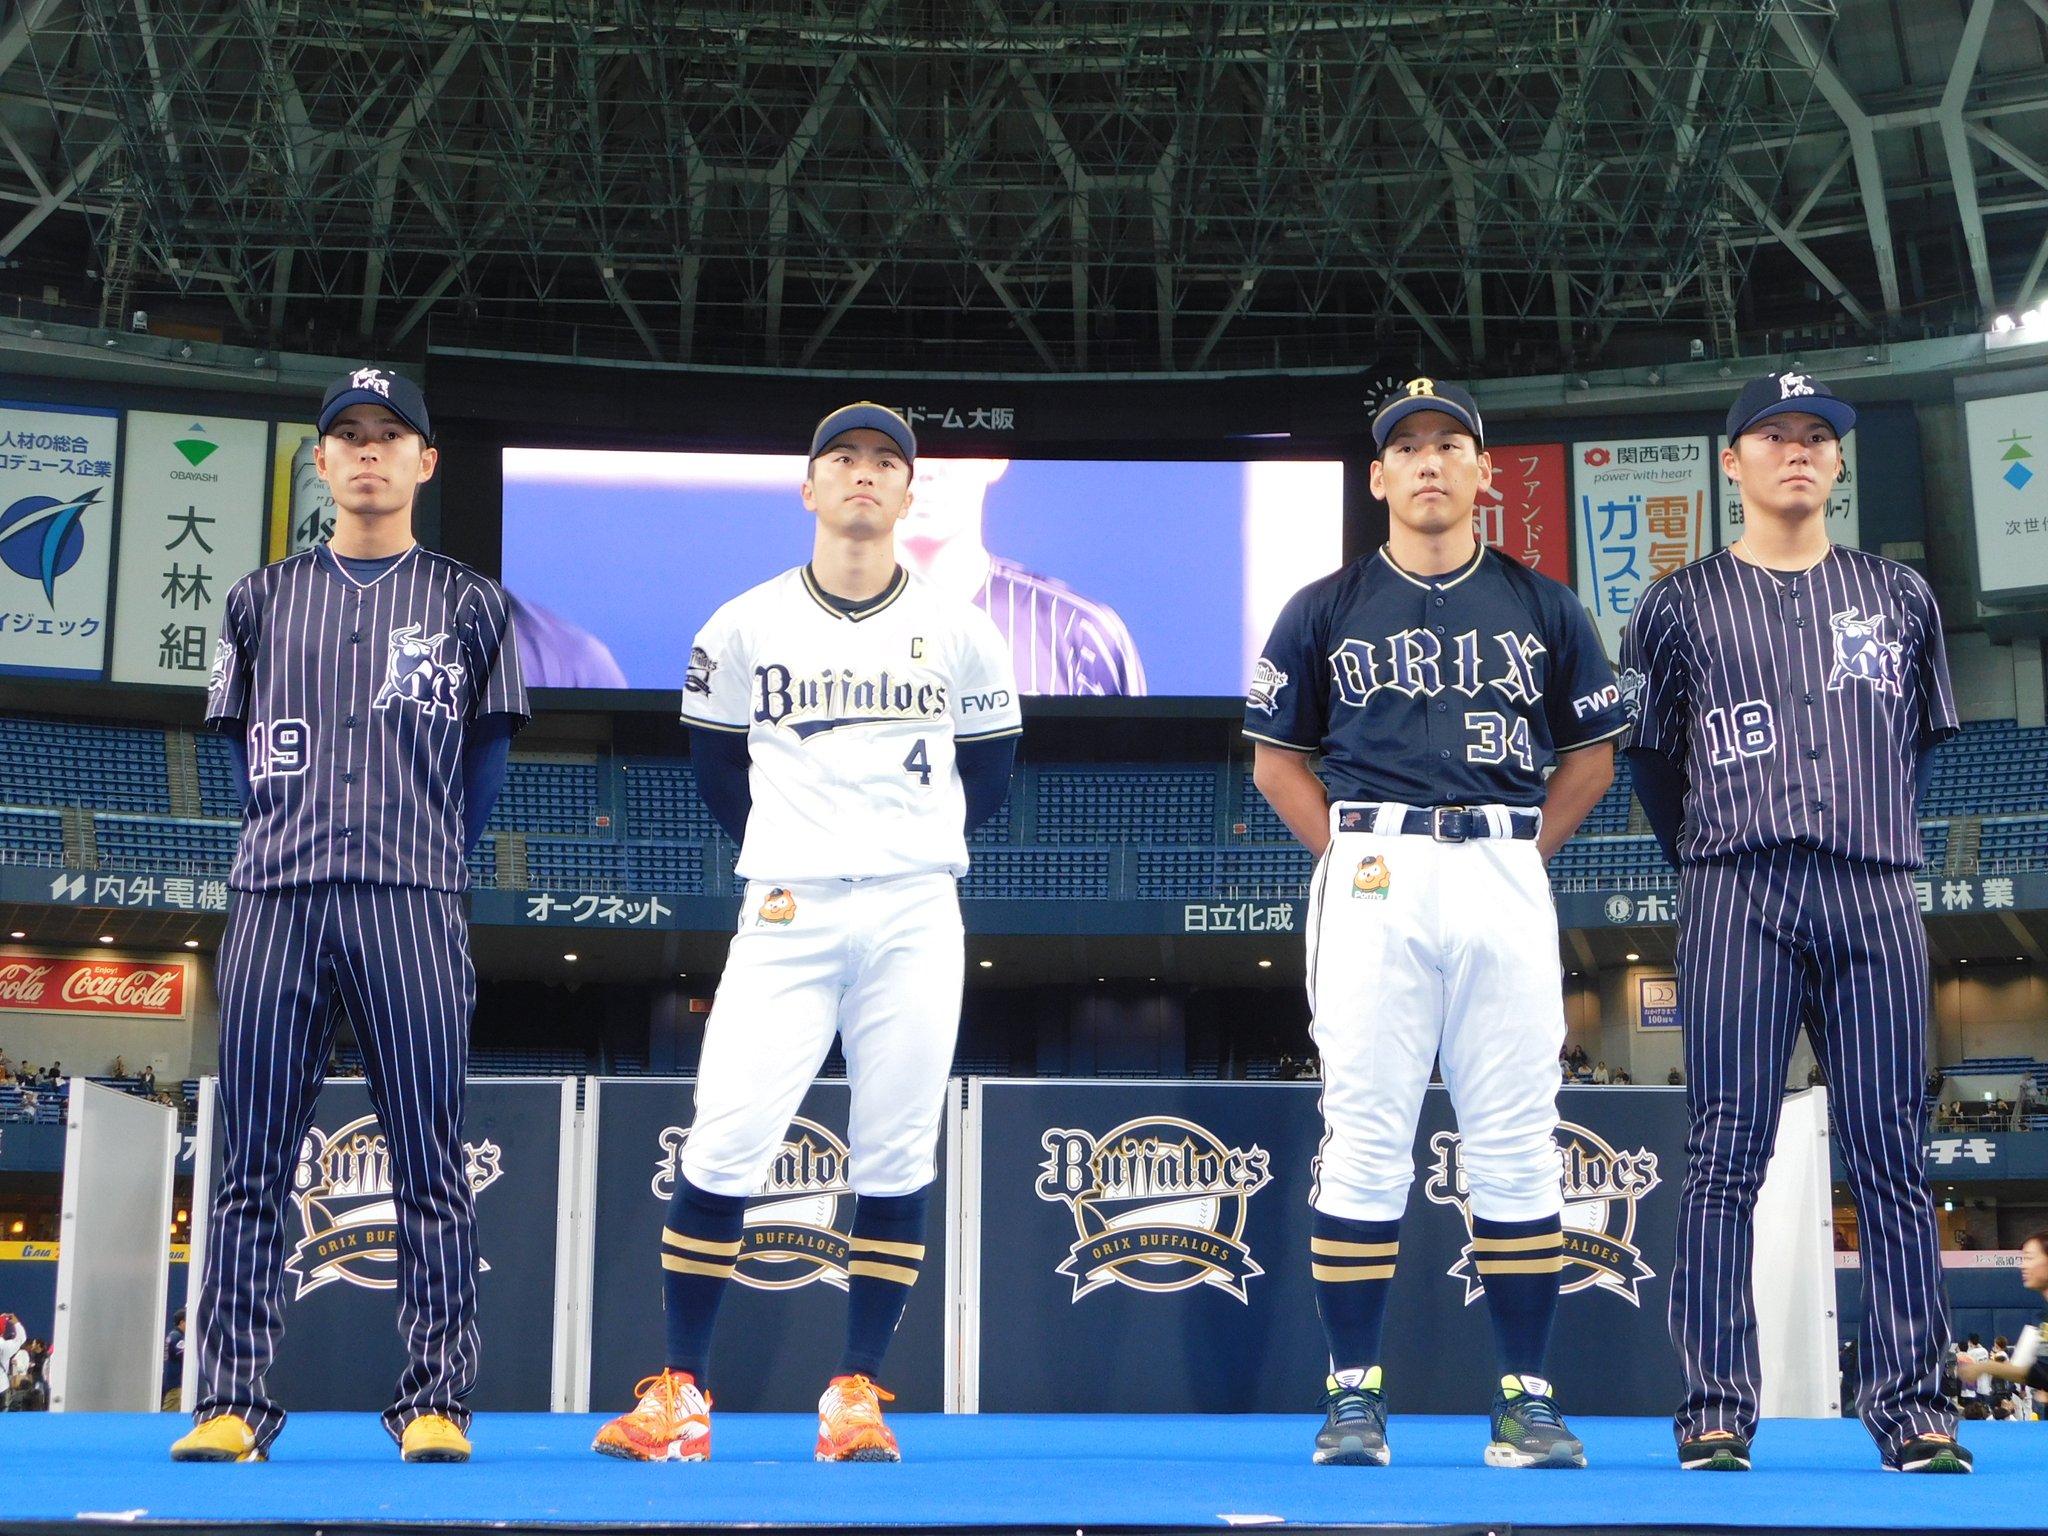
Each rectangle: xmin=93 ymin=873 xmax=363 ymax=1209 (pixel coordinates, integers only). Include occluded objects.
xmin=206 ymin=545 xmax=529 ymax=892
xmin=1619 ymin=546 xmax=1956 ymax=867
xmin=1243 ymin=544 xmax=1628 ymax=806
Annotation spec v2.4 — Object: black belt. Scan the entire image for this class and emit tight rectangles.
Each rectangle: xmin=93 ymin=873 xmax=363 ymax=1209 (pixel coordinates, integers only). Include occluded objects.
xmin=1336 ymin=804 xmax=1541 ymax=843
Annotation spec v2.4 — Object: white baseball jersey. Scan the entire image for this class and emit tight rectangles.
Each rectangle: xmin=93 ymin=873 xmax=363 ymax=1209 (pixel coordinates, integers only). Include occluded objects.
xmin=680 ymin=565 xmax=1021 ymax=880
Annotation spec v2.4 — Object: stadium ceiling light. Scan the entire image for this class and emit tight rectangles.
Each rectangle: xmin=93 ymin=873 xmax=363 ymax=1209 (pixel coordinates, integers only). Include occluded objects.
xmin=184 ymin=939 xmax=199 ymax=949
xmin=98 ymin=934 xmax=115 ymax=944
xmin=7 ymin=930 xmax=23 ymax=940
xmin=563 ymin=952 xmax=579 ymax=963
xmin=1624 ymin=951 xmax=1641 ymax=962
xmin=978 ymin=959 xmax=993 ymax=968
xmin=1257 ymin=959 xmax=1273 ymax=969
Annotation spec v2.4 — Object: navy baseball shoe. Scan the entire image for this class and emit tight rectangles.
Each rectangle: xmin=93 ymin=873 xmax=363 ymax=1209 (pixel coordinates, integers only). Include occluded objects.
xmin=1485 ymin=1373 xmax=1586 ymax=1468
xmin=1313 ymin=1366 xmax=1389 ymax=1466
xmin=1888 ymin=1434 xmax=1972 ymax=1473
xmin=1678 ymin=1431 xmax=1752 ymax=1471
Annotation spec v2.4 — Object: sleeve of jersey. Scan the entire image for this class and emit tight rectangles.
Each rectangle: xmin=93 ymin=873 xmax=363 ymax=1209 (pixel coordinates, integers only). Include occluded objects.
xmin=1905 ymin=573 xmax=1961 ymax=748
xmin=1619 ymin=581 xmax=1687 ymax=760
xmin=1546 ymin=586 xmax=1630 ymax=751
xmin=678 ymin=604 xmax=753 ymax=734
xmin=203 ymin=580 xmax=254 ymax=732
xmin=952 ymin=609 xmax=1023 ymax=741
xmin=1241 ymin=588 xmax=1324 ymax=751
xmin=467 ymin=579 xmax=532 ymax=730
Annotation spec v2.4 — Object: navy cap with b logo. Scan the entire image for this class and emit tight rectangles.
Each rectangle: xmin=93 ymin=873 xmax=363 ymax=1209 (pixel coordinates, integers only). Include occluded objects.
xmin=1371 ymin=377 xmax=1486 ymax=449
xmin=1725 ymin=370 xmax=1856 ymax=441
xmin=318 ymin=366 xmax=432 ymax=441
xmin=809 ymin=401 xmax=916 ymax=464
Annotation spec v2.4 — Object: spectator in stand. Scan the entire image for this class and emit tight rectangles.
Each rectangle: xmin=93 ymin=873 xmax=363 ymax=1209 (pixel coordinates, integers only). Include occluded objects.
xmin=109 ymin=1055 xmax=126 ymax=1079
xmin=1668 ymin=1067 xmax=1684 ymax=1086
xmin=1613 ymin=1069 xmax=1633 ymax=1085
xmin=2 ymin=1318 xmax=36 ymax=1412
xmin=2015 ymin=1076 xmax=2037 ymax=1130
xmin=163 ymin=1307 xmax=186 ymax=1412
xmin=139 ymin=1064 xmax=156 ymax=1097
xmin=16 ymin=1086 xmax=35 ymax=1121
xmin=1961 ymin=1236 xmax=2048 ymax=1419
xmin=1592 ymin=1061 xmax=1610 ymax=1085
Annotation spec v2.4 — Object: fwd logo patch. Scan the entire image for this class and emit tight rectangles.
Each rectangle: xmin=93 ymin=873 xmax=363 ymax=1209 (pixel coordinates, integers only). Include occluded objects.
xmin=962 ymin=689 xmax=1012 ymax=712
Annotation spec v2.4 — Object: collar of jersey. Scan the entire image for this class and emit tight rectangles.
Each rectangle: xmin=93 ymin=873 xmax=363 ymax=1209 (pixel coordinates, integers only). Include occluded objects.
xmin=318 ymin=542 xmax=421 ymax=590
xmin=801 ymin=562 xmax=907 ymax=621
xmin=1377 ymin=541 xmax=1484 ymax=591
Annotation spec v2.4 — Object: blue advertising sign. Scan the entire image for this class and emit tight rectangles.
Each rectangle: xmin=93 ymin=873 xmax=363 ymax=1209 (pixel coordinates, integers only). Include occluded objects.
xmin=970 ymin=1081 xmax=1687 ymax=1415
xmin=195 ymin=1077 xmax=570 ymax=1411
xmin=582 ymin=1079 xmax=949 ymax=1414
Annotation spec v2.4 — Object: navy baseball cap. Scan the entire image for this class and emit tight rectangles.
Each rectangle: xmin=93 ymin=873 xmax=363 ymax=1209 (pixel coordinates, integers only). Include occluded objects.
xmin=1726 ymin=370 xmax=1856 ymax=440
xmin=810 ymin=402 xmax=915 ymax=464
xmin=318 ymin=366 xmax=432 ymax=441
xmin=1371 ymin=377 xmax=1485 ymax=449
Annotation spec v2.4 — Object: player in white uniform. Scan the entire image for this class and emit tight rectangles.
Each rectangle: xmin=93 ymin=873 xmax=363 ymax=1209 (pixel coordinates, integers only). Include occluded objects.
xmin=593 ymin=403 xmax=1019 ymax=1465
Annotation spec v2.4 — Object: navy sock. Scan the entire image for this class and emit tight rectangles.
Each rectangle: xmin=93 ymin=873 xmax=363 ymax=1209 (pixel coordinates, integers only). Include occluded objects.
xmin=1311 ymin=1212 xmax=1400 ymax=1374
xmin=660 ymin=1179 xmax=749 ymax=1386
xmin=1471 ymin=1212 xmax=1563 ymax=1378
xmin=838 ymin=1189 xmax=930 ymax=1384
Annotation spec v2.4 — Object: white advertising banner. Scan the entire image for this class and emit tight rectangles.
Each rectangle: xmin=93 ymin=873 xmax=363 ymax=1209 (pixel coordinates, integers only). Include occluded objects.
xmin=1572 ymin=436 xmax=1714 ymax=658
xmin=0 ymin=401 xmax=120 ymax=679
xmin=1963 ymin=387 xmax=2048 ymax=600
xmin=110 ymin=411 xmax=271 ymax=686
xmin=1716 ymin=432 xmax=1859 ymax=550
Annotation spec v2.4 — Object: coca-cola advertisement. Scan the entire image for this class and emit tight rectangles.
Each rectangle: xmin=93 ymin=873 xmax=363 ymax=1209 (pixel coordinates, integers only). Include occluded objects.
xmin=0 ymin=956 xmax=189 ymax=1019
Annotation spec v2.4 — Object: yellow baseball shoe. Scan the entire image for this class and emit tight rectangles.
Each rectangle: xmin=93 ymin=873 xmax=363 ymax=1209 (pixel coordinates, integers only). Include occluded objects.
xmin=170 ymin=1414 xmax=264 ymax=1462
xmin=400 ymin=1413 xmax=472 ymax=1463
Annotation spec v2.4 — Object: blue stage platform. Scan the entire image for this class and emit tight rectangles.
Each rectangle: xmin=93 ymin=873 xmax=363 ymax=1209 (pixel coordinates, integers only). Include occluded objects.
xmin=3 ymin=1413 xmax=2037 ymax=1533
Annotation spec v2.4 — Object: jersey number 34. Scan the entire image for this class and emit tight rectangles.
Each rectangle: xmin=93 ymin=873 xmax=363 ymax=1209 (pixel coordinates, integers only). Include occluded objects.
xmin=1465 ymin=711 xmax=1533 ymax=770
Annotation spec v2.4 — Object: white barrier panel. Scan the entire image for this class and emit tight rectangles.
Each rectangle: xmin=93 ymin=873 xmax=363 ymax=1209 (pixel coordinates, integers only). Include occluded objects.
xmin=1755 ymin=1086 xmax=1841 ymax=1417
xmin=51 ymin=1080 xmax=177 ymax=1411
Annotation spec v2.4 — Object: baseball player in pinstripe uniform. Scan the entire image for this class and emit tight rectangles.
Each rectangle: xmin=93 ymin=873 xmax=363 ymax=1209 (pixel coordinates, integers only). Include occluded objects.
xmin=172 ymin=367 xmax=528 ymax=1465
xmin=592 ymin=403 xmax=1018 ymax=1464
xmin=894 ymin=456 xmax=1146 ymax=695
xmin=1247 ymin=380 xmax=1628 ymax=1469
xmin=1620 ymin=370 xmax=1968 ymax=1473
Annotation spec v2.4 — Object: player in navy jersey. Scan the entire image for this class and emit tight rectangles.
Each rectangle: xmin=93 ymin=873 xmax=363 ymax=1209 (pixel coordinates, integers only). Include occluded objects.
xmin=172 ymin=367 xmax=528 ymax=1466
xmin=1246 ymin=379 xmax=1628 ymax=1469
xmin=1620 ymin=370 xmax=1968 ymax=1473
xmin=893 ymin=455 xmax=1145 ymax=695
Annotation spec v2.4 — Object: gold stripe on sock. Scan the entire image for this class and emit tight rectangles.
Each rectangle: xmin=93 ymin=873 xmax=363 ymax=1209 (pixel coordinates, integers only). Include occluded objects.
xmin=1310 ymin=1238 xmax=1399 ymax=1258
xmin=1474 ymin=1255 xmax=1563 ymax=1275
xmin=1311 ymin=1261 xmax=1397 ymax=1282
xmin=661 ymin=1227 xmax=743 ymax=1258
xmin=1470 ymin=1232 xmax=1561 ymax=1252
xmin=851 ymin=1237 xmax=927 ymax=1260
xmin=660 ymin=1254 xmax=736 ymax=1278
xmin=848 ymin=1259 xmax=921 ymax=1285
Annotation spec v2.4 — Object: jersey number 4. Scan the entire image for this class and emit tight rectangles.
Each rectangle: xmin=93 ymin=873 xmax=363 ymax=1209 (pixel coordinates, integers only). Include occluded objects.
xmin=247 ymin=717 xmax=312 ymax=781
xmin=1465 ymin=711 xmax=1534 ymax=770
xmin=903 ymin=738 xmax=932 ymax=786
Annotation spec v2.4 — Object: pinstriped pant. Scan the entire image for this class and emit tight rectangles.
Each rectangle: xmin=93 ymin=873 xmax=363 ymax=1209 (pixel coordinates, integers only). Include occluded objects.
xmin=1669 ymin=849 xmax=1953 ymax=1454
xmin=195 ymin=884 xmax=479 ymax=1449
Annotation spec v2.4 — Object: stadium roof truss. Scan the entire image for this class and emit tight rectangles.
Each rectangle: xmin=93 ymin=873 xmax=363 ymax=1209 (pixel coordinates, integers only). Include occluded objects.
xmin=1 ymin=0 xmax=2046 ymax=376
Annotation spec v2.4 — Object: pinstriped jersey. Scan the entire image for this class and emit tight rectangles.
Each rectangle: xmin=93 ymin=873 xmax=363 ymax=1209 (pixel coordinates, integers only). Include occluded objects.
xmin=975 ymin=556 xmax=1146 ymax=696
xmin=206 ymin=545 xmax=529 ymax=892
xmin=1243 ymin=544 xmax=1629 ymax=807
xmin=683 ymin=564 xmax=1021 ymax=881
xmin=1619 ymin=546 xmax=1956 ymax=867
